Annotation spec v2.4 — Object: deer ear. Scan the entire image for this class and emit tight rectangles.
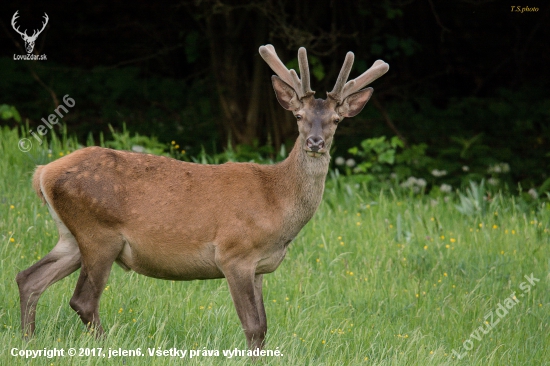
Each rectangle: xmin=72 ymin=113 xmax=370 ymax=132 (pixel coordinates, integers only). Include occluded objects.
xmin=337 ymin=87 xmax=374 ymax=118
xmin=271 ymin=75 xmax=302 ymax=111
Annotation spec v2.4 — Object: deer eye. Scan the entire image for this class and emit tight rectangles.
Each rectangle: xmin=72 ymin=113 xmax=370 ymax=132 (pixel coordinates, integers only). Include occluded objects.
xmin=334 ymin=118 xmax=340 ymax=124
xmin=295 ymin=114 xmax=302 ymax=121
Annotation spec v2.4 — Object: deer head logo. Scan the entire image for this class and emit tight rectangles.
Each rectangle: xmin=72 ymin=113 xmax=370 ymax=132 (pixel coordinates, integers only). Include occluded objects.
xmin=11 ymin=10 xmax=49 ymax=54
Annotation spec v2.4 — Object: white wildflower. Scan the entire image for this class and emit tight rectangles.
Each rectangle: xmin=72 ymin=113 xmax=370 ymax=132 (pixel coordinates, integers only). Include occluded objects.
xmin=440 ymin=184 xmax=452 ymax=193
xmin=400 ymin=176 xmax=417 ymax=188
xmin=431 ymin=169 xmax=447 ymax=177
xmin=335 ymin=157 xmax=345 ymax=166
xmin=493 ymin=166 xmax=501 ymax=173
xmin=488 ymin=162 xmax=511 ymax=174
xmin=528 ymin=188 xmax=538 ymax=199
xmin=488 ymin=178 xmax=499 ymax=186
xmin=345 ymin=158 xmax=356 ymax=168
xmin=400 ymin=176 xmax=426 ymax=191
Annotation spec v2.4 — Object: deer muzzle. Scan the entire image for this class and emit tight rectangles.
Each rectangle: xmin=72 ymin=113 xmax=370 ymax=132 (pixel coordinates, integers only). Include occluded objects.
xmin=305 ymin=136 xmax=326 ymax=158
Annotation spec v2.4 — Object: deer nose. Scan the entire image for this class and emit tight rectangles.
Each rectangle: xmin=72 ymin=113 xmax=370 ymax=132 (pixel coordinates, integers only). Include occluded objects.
xmin=306 ymin=136 xmax=325 ymax=152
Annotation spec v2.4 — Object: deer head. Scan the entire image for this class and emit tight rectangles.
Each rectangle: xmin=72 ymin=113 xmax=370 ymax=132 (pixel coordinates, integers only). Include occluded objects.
xmin=259 ymin=44 xmax=389 ymax=158
xmin=11 ymin=11 xmax=49 ymax=54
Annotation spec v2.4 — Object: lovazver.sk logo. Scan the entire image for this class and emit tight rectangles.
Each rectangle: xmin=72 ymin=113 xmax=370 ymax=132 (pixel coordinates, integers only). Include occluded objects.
xmin=12 ymin=10 xmax=48 ymax=60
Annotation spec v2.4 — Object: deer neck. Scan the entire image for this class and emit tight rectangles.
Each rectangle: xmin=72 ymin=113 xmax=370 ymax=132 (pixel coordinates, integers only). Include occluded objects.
xmin=285 ymin=136 xmax=331 ymax=184
xmin=275 ymin=137 xmax=331 ymax=231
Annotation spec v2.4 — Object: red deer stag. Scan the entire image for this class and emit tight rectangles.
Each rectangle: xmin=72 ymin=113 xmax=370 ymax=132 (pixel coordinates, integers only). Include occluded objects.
xmin=17 ymin=45 xmax=389 ymax=350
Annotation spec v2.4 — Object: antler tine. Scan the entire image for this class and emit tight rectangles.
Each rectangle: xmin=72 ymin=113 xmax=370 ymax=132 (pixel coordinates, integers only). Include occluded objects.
xmin=327 ymin=52 xmax=354 ymax=103
xmin=259 ymin=45 xmax=294 ymax=87
xmin=260 ymin=44 xmax=314 ymax=100
xmin=297 ymin=47 xmax=314 ymax=97
xmin=341 ymin=60 xmax=389 ymax=99
xmin=11 ymin=10 xmax=27 ymax=37
xmin=40 ymin=13 xmax=49 ymax=32
xmin=30 ymin=13 xmax=49 ymax=39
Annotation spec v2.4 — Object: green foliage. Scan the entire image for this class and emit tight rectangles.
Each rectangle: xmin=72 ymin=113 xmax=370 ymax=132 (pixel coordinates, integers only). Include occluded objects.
xmin=332 ymin=86 xmax=550 ymax=194
xmin=0 ymin=104 xmax=21 ymax=122
xmin=455 ymin=180 xmax=490 ymax=216
xmin=382 ymin=1 xmax=404 ymax=19
xmin=191 ymin=140 xmax=287 ymax=165
xmin=341 ymin=136 xmax=432 ymax=191
xmin=351 ymin=136 xmax=404 ymax=166
xmin=448 ymin=134 xmax=485 ymax=160
xmin=538 ymin=178 xmax=550 ymax=196
xmin=383 ymin=87 xmax=550 ymax=190
xmin=0 ymin=57 xmax=220 ymax=157
xmin=347 ymin=135 xmax=403 ymax=176
xmin=338 ymin=131 xmax=550 ymax=202
xmin=394 ymin=143 xmax=430 ymax=178
xmin=103 ymin=124 xmax=169 ymax=156
xmin=370 ymin=35 xmax=420 ymax=59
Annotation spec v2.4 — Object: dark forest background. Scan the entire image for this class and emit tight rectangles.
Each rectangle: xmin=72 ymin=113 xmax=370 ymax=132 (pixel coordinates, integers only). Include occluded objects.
xmin=0 ymin=1 xmax=549 ymax=190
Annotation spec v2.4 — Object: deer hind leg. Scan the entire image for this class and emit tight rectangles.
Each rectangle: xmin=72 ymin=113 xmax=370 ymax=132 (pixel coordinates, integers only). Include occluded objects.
xmin=68 ymin=231 xmax=124 ymax=336
xmin=16 ymin=221 xmax=81 ymax=337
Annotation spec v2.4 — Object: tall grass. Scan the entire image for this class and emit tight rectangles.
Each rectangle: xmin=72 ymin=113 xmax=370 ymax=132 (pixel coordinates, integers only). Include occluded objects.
xmin=1 ymin=126 xmax=548 ymax=365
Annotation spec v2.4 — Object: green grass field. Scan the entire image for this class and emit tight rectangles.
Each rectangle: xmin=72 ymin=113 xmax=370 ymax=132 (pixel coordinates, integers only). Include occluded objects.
xmin=1 ymin=126 xmax=549 ymax=365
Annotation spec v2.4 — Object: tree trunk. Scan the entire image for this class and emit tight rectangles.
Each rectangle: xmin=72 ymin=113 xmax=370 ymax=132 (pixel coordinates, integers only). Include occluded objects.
xmin=206 ymin=7 xmax=295 ymax=150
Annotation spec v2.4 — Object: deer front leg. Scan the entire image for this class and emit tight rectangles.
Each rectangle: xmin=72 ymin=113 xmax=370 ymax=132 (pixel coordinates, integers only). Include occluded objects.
xmin=224 ymin=267 xmax=267 ymax=350
xmin=68 ymin=232 xmax=122 ymax=337
xmin=254 ymin=274 xmax=267 ymax=338
xmin=69 ymin=260 xmax=114 ymax=337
